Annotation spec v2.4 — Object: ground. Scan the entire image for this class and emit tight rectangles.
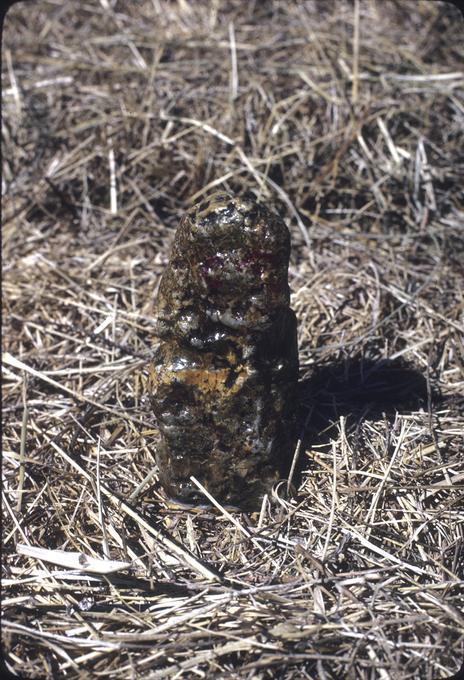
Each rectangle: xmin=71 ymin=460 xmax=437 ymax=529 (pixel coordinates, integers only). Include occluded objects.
xmin=2 ymin=1 xmax=464 ymax=678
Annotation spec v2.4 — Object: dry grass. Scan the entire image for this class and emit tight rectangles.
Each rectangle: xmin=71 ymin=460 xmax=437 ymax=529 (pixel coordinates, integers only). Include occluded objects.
xmin=2 ymin=1 xmax=464 ymax=678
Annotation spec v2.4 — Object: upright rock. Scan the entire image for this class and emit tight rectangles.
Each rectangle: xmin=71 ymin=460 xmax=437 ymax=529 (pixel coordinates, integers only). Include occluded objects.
xmin=149 ymin=192 xmax=298 ymax=509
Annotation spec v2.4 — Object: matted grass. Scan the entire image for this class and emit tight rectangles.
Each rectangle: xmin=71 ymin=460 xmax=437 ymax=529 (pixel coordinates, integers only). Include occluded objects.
xmin=2 ymin=1 xmax=464 ymax=677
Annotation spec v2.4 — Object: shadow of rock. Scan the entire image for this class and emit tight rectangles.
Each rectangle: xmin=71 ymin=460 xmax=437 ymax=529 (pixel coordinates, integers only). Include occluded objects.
xmin=289 ymin=356 xmax=435 ymax=488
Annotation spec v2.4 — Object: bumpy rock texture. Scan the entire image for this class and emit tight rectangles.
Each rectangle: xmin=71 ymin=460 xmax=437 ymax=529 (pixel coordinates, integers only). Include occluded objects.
xmin=149 ymin=192 xmax=299 ymax=509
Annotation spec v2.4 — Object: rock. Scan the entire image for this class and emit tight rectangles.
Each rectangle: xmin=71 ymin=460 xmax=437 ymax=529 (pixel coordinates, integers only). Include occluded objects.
xmin=149 ymin=192 xmax=299 ymax=510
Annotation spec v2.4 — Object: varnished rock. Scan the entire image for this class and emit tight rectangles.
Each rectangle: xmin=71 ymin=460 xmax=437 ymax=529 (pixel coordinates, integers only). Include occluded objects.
xmin=149 ymin=192 xmax=299 ymax=510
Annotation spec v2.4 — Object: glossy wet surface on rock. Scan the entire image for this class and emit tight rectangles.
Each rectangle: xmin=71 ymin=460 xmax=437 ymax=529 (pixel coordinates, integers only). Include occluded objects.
xmin=149 ymin=192 xmax=299 ymax=510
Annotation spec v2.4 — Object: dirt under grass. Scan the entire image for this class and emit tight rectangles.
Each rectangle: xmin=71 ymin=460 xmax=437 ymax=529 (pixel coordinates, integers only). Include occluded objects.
xmin=2 ymin=1 xmax=464 ymax=678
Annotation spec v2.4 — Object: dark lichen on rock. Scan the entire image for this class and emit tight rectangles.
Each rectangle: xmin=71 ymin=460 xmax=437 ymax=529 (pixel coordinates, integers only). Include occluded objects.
xmin=149 ymin=192 xmax=299 ymax=510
